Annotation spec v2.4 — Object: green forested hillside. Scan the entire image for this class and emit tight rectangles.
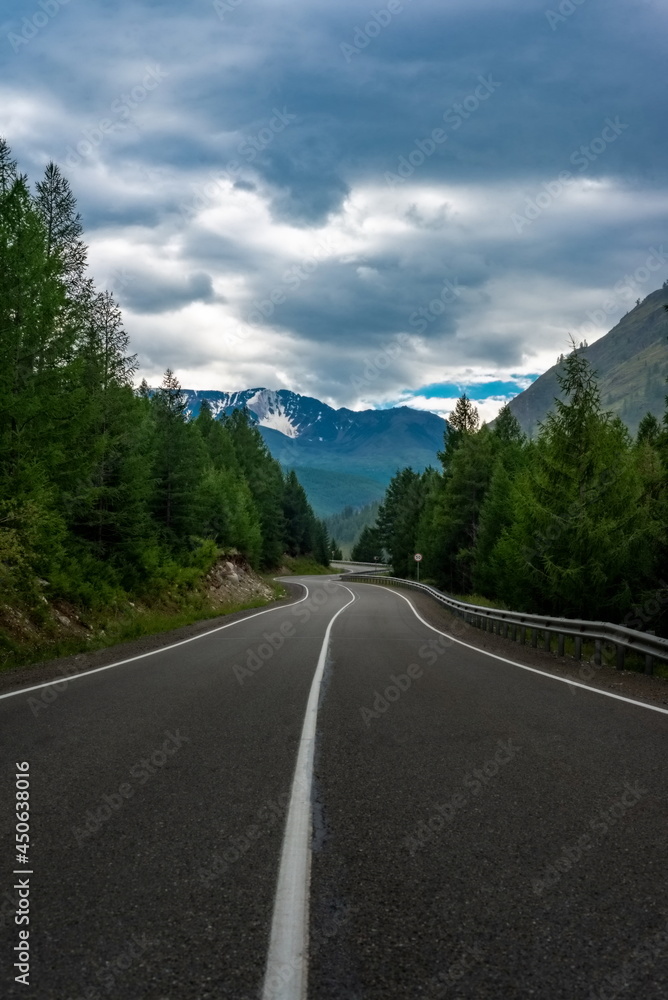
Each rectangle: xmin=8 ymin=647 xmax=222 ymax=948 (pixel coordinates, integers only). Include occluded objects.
xmin=289 ymin=467 xmax=385 ymax=517
xmin=324 ymin=501 xmax=381 ymax=546
xmin=0 ymin=140 xmax=329 ymax=659
xmin=508 ymin=287 xmax=668 ymax=435
xmin=370 ymin=367 xmax=668 ymax=638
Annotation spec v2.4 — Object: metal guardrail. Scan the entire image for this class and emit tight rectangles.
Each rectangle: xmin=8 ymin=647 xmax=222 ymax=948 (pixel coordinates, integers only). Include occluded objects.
xmin=343 ymin=575 xmax=668 ymax=675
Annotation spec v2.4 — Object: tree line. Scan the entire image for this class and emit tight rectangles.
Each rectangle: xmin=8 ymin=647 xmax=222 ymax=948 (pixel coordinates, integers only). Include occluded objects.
xmin=364 ymin=349 xmax=668 ymax=634
xmin=0 ymin=139 xmax=331 ymax=613
xmin=326 ymin=501 xmax=380 ymax=552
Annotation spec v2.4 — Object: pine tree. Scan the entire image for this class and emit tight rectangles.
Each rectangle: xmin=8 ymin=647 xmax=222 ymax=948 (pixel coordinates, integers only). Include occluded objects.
xmin=312 ymin=519 xmax=331 ymax=567
xmin=0 ymin=137 xmax=17 ymax=194
xmin=34 ymin=162 xmax=87 ymax=294
xmin=493 ymin=403 xmax=524 ymax=444
xmin=149 ymin=370 xmax=207 ymax=543
xmin=351 ymin=525 xmax=383 ymax=562
xmin=438 ymin=394 xmax=480 ymax=477
xmin=66 ymin=291 xmax=147 ymax=561
xmin=449 ymin=394 xmax=480 ymax=434
xmin=492 ymin=352 xmax=661 ymax=618
xmin=330 ymin=538 xmax=343 ymax=560
xmin=225 ymin=408 xmax=286 ymax=567
xmin=428 ymin=428 xmax=497 ymax=592
xmin=0 ymin=166 xmax=71 ymax=582
xmin=194 ymin=402 xmax=263 ymax=564
xmin=282 ymin=470 xmax=316 ymax=556
xmin=376 ymin=468 xmax=426 ymax=577
xmin=637 ymin=412 xmax=660 ymax=447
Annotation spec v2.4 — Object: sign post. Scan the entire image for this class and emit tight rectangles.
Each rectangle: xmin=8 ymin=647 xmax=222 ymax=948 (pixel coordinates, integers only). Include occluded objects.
xmin=414 ymin=552 xmax=422 ymax=583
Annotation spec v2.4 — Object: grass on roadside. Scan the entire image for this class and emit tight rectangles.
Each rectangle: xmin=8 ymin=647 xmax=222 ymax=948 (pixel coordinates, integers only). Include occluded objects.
xmin=0 ymin=580 xmax=288 ymax=676
xmin=278 ymin=556 xmax=333 ymax=576
xmin=450 ymin=593 xmax=509 ymax=610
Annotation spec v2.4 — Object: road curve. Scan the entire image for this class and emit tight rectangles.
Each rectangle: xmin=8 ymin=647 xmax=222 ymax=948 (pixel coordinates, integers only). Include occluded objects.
xmin=1 ymin=576 xmax=666 ymax=999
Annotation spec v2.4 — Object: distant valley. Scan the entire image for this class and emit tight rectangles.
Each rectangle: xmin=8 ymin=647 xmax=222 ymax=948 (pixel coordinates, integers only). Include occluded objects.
xmin=180 ymin=388 xmax=446 ymax=516
xmin=179 ymin=284 xmax=668 ymax=516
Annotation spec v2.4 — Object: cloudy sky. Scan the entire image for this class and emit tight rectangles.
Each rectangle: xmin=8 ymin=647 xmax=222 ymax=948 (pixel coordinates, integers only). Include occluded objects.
xmin=2 ymin=0 xmax=666 ymax=422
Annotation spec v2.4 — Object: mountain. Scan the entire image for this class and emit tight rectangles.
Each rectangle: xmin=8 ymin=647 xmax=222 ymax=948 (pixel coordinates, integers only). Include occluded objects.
xmin=180 ymin=388 xmax=446 ymax=515
xmin=507 ymin=285 xmax=668 ymax=435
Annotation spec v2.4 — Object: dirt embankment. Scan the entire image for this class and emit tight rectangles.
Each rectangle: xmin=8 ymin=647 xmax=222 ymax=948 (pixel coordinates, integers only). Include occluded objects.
xmin=204 ymin=556 xmax=275 ymax=605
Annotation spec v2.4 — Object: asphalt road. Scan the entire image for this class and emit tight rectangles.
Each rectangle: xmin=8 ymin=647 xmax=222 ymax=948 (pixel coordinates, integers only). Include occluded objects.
xmin=1 ymin=576 xmax=667 ymax=999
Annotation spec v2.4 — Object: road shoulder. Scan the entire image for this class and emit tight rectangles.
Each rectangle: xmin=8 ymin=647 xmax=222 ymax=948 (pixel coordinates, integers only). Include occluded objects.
xmin=362 ymin=581 xmax=668 ymax=711
xmin=0 ymin=582 xmax=305 ymax=696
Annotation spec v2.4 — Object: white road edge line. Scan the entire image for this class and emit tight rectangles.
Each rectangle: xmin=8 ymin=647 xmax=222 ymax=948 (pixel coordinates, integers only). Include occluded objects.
xmin=0 ymin=583 xmax=312 ymax=702
xmin=262 ymin=584 xmax=356 ymax=1000
xmin=362 ymin=584 xmax=668 ymax=717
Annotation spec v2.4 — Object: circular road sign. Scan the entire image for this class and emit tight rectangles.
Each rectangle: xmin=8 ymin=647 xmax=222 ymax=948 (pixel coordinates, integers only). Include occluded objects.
xmin=414 ymin=553 xmax=423 ymax=561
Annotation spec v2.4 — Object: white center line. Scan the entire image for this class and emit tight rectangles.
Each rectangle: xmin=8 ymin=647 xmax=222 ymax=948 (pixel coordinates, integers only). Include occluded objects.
xmin=262 ymin=584 xmax=356 ymax=1000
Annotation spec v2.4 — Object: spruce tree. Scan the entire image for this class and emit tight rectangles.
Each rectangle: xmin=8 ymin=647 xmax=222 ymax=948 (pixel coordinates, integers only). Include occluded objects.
xmin=493 ymin=351 xmax=661 ymax=618
xmin=225 ymin=408 xmax=286 ymax=567
xmin=34 ymin=162 xmax=87 ymax=294
xmin=0 ymin=167 xmax=70 ymax=581
xmin=376 ymin=468 xmax=426 ymax=577
xmin=330 ymin=538 xmax=343 ymax=560
xmin=351 ymin=525 xmax=384 ymax=562
xmin=149 ymin=370 xmax=207 ymax=544
xmin=312 ymin=519 xmax=331 ymax=567
xmin=282 ymin=470 xmax=316 ymax=556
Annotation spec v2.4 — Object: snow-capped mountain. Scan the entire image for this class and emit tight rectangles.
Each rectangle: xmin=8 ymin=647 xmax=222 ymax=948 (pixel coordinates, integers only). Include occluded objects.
xmin=180 ymin=387 xmax=446 ymax=515
xmin=182 ymin=387 xmax=356 ymax=442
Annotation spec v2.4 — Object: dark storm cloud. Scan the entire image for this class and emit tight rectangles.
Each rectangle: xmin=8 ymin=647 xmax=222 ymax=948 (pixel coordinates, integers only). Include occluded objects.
xmin=120 ymin=270 xmax=216 ymax=314
xmin=1 ymin=0 xmax=666 ymax=411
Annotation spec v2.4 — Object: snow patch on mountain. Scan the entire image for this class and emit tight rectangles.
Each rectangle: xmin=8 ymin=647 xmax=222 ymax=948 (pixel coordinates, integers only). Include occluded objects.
xmin=246 ymin=389 xmax=300 ymax=438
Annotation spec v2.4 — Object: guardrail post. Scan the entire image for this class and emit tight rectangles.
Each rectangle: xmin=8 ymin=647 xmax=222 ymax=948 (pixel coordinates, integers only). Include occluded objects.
xmin=574 ymin=636 xmax=582 ymax=661
xmin=558 ymin=633 xmax=565 ymax=657
xmin=645 ymin=653 xmax=654 ymax=675
xmin=519 ymin=626 xmax=526 ymax=645
xmin=594 ymin=639 xmax=601 ymax=666
xmin=544 ymin=630 xmax=551 ymax=652
xmin=616 ymin=644 xmax=625 ymax=670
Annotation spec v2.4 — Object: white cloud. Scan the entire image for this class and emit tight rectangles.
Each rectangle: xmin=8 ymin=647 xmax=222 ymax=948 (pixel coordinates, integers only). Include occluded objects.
xmin=3 ymin=0 xmax=666 ymax=416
